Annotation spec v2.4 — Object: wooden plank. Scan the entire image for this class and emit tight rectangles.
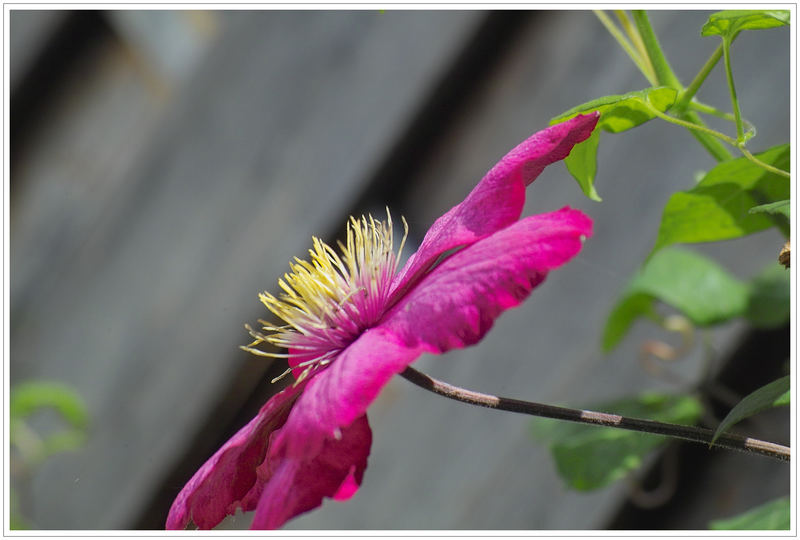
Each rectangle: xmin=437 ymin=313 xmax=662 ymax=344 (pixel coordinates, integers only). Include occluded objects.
xmin=10 ymin=11 xmax=485 ymax=529
xmin=280 ymin=10 xmax=790 ymax=530
xmin=9 ymin=10 xmax=67 ymax=91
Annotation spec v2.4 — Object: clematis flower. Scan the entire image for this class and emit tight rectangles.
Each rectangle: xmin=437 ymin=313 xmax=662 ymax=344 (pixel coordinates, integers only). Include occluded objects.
xmin=166 ymin=112 xmax=599 ymax=530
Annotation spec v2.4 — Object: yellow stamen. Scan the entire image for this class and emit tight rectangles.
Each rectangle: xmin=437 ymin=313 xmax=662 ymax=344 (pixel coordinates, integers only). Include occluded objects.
xmin=243 ymin=209 xmax=409 ymax=381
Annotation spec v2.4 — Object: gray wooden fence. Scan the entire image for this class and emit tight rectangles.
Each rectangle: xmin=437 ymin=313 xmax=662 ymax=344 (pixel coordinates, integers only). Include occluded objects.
xmin=10 ymin=10 xmax=789 ymax=530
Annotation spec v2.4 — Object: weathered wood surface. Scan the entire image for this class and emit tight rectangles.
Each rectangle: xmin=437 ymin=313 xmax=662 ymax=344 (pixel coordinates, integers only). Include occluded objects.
xmin=281 ymin=10 xmax=790 ymax=530
xmin=10 ymin=10 xmax=789 ymax=531
xmin=9 ymin=10 xmax=67 ymax=91
xmin=10 ymin=10 xmax=484 ymax=529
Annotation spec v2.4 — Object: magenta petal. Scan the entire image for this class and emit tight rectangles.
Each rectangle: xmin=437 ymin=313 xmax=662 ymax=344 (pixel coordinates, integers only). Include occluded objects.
xmin=276 ymin=328 xmax=423 ymax=460
xmin=391 ymin=113 xmax=599 ymax=299
xmin=332 ymin=469 xmax=361 ymax=501
xmin=165 ymin=383 xmax=304 ymax=530
xmin=251 ymin=414 xmax=372 ymax=529
xmin=382 ymin=207 xmax=592 ymax=353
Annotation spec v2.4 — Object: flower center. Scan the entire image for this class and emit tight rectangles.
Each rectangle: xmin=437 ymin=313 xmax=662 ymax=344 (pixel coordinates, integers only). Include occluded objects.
xmin=242 ymin=210 xmax=408 ymax=383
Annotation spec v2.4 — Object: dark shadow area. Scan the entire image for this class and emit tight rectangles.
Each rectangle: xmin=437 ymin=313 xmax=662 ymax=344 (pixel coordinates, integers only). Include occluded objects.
xmin=607 ymin=325 xmax=790 ymax=529
xmin=343 ymin=11 xmax=534 ymax=218
xmin=11 ymin=11 xmax=112 ymax=175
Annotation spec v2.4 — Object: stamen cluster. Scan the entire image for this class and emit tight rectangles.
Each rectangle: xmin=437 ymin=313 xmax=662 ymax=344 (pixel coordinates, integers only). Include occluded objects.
xmin=242 ymin=210 xmax=408 ymax=382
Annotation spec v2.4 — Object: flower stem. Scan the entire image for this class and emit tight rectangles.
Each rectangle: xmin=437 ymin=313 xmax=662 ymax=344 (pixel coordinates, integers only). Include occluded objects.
xmin=722 ymin=36 xmax=745 ymax=142
xmin=628 ymin=11 xmax=732 ymax=162
xmin=631 ymin=10 xmax=682 ymax=90
xmin=738 ymin=145 xmax=792 ymax=179
xmin=594 ymin=9 xmax=656 ymax=86
xmin=679 ymin=110 xmax=735 ymax=162
xmin=645 ymin=103 xmax=738 ymax=146
xmin=645 ymin=102 xmax=786 ymax=176
xmin=674 ymin=44 xmax=724 ymax=112
xmin=594 ymin=10 xmax=656 ymax=85
xmin=689 ymin=100 xmax=757 ymax=142
xmin=690 ymin=100 xmax=736 ymax=122
xmin=614 ymin=10 xmax=650 ymax=73
xmin=399 ymin=366 xmax=790 ymax=462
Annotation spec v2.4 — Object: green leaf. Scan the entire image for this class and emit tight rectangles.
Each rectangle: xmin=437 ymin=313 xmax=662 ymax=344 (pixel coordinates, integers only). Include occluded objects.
xmin=693 ymin=144 xmax=790 ymax=189
xmin=10 ymin=381 xmax=89 ymax=463
xmin=709 ymin=496 xmax=790 ymax=530
xmin=654 ymin=187 xmax=773 ymax=250
xmin=602 ymin=248 xmax=750 ymax=351
xmin=602 ymin=293 xmax=657 ymax=352
xmin=653 ymin=144 xmax=790 ymax=254
xmin=712 ymin=375 xmax=789 ymax=445
xmin=551 ymin=87 xmax=678 ymax=134
xmin=749 ymin=199 xmax=790 ymax=219
xmin=564 ymin=129 xmax=602 ymax=201
xmin=745 ymin=263 xmax=790 ymax=328
xmin=532 ymin=393 xmax=703 ymax=491
xmin=552 ymin=87 xmax=677 ymax=201
xmin=10 ymin=381 xmax=88 ymax=429
xmin=702 ymin=10 xmax=790 ymax=40
xmin=773 ymin=390 xmax=790 ymax=407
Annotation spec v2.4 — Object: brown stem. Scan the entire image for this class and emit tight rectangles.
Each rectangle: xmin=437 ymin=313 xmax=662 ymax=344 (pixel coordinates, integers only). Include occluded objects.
xmin=399 ymin=366 xmax=789 ymax=462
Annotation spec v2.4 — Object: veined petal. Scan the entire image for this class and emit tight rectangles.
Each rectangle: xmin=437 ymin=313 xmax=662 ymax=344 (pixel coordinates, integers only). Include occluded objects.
xmin=391 ymin=113 xmax=599 ymax=299
xmin=275 ymin=328 xmax=423 ymax=460
xmin=267 ymin=209 xmax=590 ymax=467
xmin=165 ymin=383 xmax=304 ymax=530
xmin=382 ymin=207 xmax=592 ymax=352
xmin=171 ymin=116 xmax=599 ymax=532
xmin=251 ymin=414 xmax=371 ymax=529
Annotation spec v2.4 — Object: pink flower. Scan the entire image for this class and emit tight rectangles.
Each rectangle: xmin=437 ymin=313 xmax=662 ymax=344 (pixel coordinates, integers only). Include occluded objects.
xmin=166 ymin=112 xmax=599 ymax=530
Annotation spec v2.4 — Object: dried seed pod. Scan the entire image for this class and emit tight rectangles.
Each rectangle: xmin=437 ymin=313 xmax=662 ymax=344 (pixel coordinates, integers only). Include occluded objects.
xmin=779 ymin=240 xmax=790 ymax=268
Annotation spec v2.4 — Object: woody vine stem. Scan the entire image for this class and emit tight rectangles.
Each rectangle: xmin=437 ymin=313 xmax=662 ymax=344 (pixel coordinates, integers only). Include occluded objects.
xmin=399 ymin=366 xmax=790 ymax=463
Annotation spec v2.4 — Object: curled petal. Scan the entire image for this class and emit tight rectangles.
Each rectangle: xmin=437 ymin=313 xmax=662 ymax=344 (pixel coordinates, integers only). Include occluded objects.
xmin=169 ymin=116 xmax=598 ymax=532
xmin=251 ymin=414 xmax=371 ymax=529
xmin=391 ymin=113 xmax=599 ymax=299
xmin=276 ymin=328 xmax=423 ymax=460
xmin=165 ymin=383 xmax=304 ymax=530
xmin=332 ymin=469 xmax=362 ymax=501
xmin=269 ymin=208 xmax=590 ymax=468
xmin=382 ymin=207 xmax=593 ymax=352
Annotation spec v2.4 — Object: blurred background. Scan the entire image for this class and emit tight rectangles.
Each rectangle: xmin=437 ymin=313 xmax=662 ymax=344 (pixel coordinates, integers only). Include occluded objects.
xmin=9 ymin=10 xmax=790 ymax=530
